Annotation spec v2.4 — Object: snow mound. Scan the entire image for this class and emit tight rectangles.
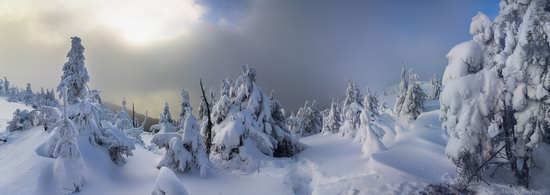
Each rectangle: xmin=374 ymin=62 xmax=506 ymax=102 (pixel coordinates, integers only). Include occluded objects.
xmin=152 ymin=167 xmax=189 ymax=195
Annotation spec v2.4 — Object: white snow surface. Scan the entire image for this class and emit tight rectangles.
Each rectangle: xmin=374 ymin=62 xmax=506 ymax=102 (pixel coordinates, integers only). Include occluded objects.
xmin=1 ymin=97 xmax=548 ymax=194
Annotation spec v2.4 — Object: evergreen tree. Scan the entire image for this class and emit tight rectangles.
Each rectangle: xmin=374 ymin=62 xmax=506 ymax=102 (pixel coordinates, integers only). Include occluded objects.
xmin=0 ymin=78 xmax=4 ymax=95
xmin=152 ymin=104 xmax=209 ymax=176
xmin=363 ymin=87 xmax=379 ymax=118
xmin=179 ymin=89 xmax=192 ymax=125
xmin=57 ymin=37 xmax=89 ymax=104
xmin=292 ymin=100 xmax=323 ymax=137
xmin=394 ymin=67 xmax=409 ymax=115
xmin=211 ymin=66 xmax=303 ymax=168
xmin=23 ymin=83 xmax=33 ymax=106
xmin=321 ymin=99 xmax=341 ymax=134
xmin=441 ymin=0 xmax=550 ymax=188
xmin=399 ymin=73 xmax=425 ymax=122
xmin=115 ymin=98 xmax=133 ymax=130
xmin=428 ymin=74 xmax=441 ymax=100
xmin=340 ymin=81 xmax=363 ymax=138
xmin=49 ymin=87 xmax=85 ymax=193
xmin=3 ymin=77 xmax=9 ymax=96
xmin=160 ymin=102 xmax=174 ymax=125
xmin=211 ymin=79 xmax=231 ymax=125
xmin=6 ymin=109 xmax=31 ymax=132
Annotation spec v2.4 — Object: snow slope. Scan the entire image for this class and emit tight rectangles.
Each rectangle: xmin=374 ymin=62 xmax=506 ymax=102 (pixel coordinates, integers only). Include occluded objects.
xmin=5 ymin=95 xmax=539 ymax=194
xmin=285 ymin=109 xmax=453 ymax=195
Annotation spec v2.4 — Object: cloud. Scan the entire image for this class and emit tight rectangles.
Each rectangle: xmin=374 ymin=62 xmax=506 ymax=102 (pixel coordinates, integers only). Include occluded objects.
xmin=0 ymin=0 xmax=498 ymax=117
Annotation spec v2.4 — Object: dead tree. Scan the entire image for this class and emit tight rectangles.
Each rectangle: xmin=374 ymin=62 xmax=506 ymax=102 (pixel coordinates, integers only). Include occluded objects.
xmin=200 ymin=79 xmax=213 ymax=156
xmin=132 ymin=103 xmax=136 ymax=128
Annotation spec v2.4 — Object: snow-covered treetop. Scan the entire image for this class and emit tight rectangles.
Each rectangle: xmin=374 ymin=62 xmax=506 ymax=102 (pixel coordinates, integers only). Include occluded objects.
xmin=180 ymin=89 xmax=191 ymax=120
xmin=160 ymin=101 xmax=174 ymax=125
xmin=442 ymin=41 xmax=482 ymax=85
xmin=470 ymin=12 xmax=493 ymax=44
xmin=343 ymin=80 xmax=362 ymax=108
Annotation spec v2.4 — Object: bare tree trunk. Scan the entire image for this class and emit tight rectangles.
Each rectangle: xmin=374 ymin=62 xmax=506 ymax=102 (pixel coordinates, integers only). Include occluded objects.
xmin=200 ymin=79 xmax=214 ymax=156
xmin=132 ymin=103 xmax=136 ymax=128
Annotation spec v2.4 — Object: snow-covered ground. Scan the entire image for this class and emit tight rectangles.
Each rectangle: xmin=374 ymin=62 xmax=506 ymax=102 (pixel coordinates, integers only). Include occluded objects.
xmin=2 ymin=96 xmax=546 ymax=194
xmin=0 ymin=95 xmax=464 ymax=195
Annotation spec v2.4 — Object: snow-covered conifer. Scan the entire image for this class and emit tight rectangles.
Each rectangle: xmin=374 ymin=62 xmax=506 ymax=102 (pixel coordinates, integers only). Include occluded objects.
xmin=321 ymin=99 xmax=341 ymax=134
xmin=179 ymin=89 xmax=192 ymax=123
xmin=440 ymin=1 xmax=550 ymax=187
xmin=292 ymin=100 xmax=323 ymax=137
xmin=398 ymin=73 xmax=425 ymax=122
xmin=6 ymin=109 xmax=31 ymax=132
xmin=211 ymin=79 xmax=231 ymax=125
xmin=363 ymin=87 xmax=379 ymax=118
xmin=160 ymin=102 xmax=174 ymax=125
xmin=151 ymin=102 xmax=178 ymax=134
xmin=340 ymin=81 xmax=363 ymax=138
xmin=428 ymin=74 xmax=441 ymax=100
xmin=49 ymin=87 xmax=85 ymax=193
xmin=3 ymin=77 xmax=9 ymax=96
xmin=115 ymin=98 xmax=133 ymax=130
xmin=23 ymin=83 xmax=34 ymax=106
xmin=57 ymin=37 xmax=89 ymax=104
xmin=152 ymin=104 xmax=209 ymax=176
xmin=357 ymin=111 xmax=386 ymax=156
xmin=211 ymin=66 xmax=302 ymax=168
xmin=394 ymin=67 xmax=409 ymax=115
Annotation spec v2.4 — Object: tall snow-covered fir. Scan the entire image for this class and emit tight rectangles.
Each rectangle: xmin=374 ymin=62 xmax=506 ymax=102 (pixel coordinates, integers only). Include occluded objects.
xmin=441 ymin=0 xmax=550 ymax=188
xmin=321 ymin=99 xmax=341 ymax=134
xmin=57 ymin=37 xmax=89 ymax=104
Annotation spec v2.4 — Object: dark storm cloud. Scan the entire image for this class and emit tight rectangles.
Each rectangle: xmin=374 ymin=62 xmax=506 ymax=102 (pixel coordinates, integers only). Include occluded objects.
xmin=0 ymin=0 xmax=498 ymax=116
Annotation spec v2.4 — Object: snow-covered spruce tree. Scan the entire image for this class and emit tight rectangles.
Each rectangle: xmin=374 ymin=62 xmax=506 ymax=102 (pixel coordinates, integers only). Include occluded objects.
xmin=151 ymin=102 xmax=178 ymax=134
xmin=496 ymin=0 xmax=550 ymax=187
xmin=7 ymin=87 xmax=21 ymax=102
xmin=3 ymin=77 xmax=9 ymax=96
xmin=441 ymin=1 xmax=550 ymax=188
xmin=363 ymin=87 xmax=380 ymax=118
xmin=211 ymin=79 xmax=231 ymax=125
xmin=152 ymin=106 xmax=209 ymax=176
xmin=321 ymin=99 xmax=341 ymax=134
xmin=71 ymin=91 xmax=102 ymax=138
xmin=394 ymin=67 xmax=409 ymax=115
xmin=340 ymin=81 xmax=363 ymax=138
xmin=115 ymin=98 xmax=133 ymax=130
xmin=179 ymin=89 xmax=192 ymax=123
xmin=23 ymin=83 xmax=34 ymax=106
xmin=354 ymin=92 xmax=388 ymax=144
xmin=398 ymin=73 xmax=425 ymax=122
xmin=211 ymin=66 xmax=303 ymax=168
xmin=57 ymin=37 xmax=89 ymax=104
xmin=52 ymin=37 xmax=135 ymax=165
xmin=0 ymin=78 xmax=4 ymax=95
xmin=428 ymin=74 xmax=442 ymax=100
xmin=292 ymin=100 xmax=323 ymax=137
xmin=286 ymin=112 xmax=301 ymax=136
xmin=357 ymin=109 xmax=386 ymax=156
xmin=160 ymin=102 xmax=175 ymax=125
xmin=50 ymin=87 xmax=85 ymax=194
xmin=6 ymin=109 xmax=32 ymax=132
xmin=99 ymin=120 xmax=136 ymax=164
xmin=440 ymin=19 xmax=503 ymax=189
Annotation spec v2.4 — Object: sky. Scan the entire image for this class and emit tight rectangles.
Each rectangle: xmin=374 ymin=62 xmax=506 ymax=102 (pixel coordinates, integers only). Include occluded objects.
xmin=0 ymin=0 xmax=499 ymax=117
